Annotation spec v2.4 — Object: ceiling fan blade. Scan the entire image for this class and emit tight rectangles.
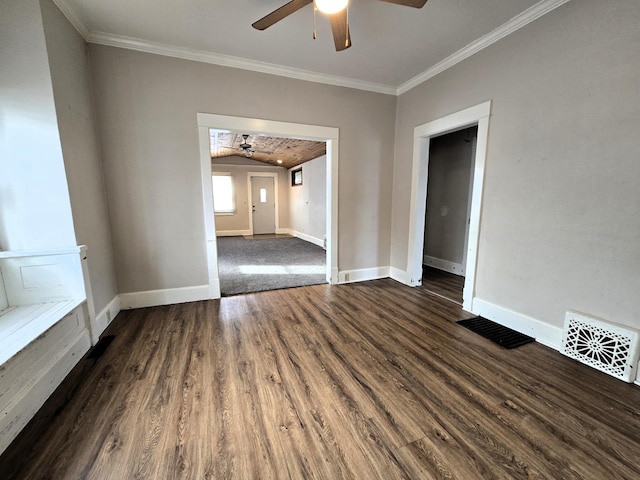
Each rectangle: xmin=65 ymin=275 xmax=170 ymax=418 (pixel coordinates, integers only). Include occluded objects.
xmin=252 ymin=0 xmax=313 ymax=30
xmin=252 ymin=149 xmax=274 ymax=155
xmin=329 ymin=9 xmax=351 ymax=51
xmin=379 ymin=0 xmax=428 ymax=8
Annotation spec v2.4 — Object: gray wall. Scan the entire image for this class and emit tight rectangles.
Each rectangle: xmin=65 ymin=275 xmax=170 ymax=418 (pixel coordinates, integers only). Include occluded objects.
xmin=211 ymin=158 xmax=289 ymax=234
xmin=40 ymin=0 xmax=118 ymax=313
xmin=423 ymin=129 xmax=474 ymax=269
xmin=391 ymin=0 xmax=640 ymax=330
xmin=0 ymin=0 xmax=76 ymax=251
xmin=289 ymin=155 xmax=327 ymax=244
xmin=89 ymin=45 xmax=396 ymax=294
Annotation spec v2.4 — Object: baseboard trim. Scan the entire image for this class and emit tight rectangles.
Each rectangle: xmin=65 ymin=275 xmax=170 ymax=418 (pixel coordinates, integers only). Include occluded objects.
xmin=423 ymin=255 xmax=465 ymax=276
xmin=338 ymin=266 xmax=390 ymax=284
xmin=471 ymin=298 xmax=563 ymax=350
xmin=390 ymin=267 xmax=410 ymax=285
xmin=289 ymin=229 xmax=325 ymax=248
xmin=215 ymin=230 xmax=251 ymax=237
xmin=119 ymin=285 xmax=212 ymax=309
xmin=91 ymin=295 xmax=122 ymax=343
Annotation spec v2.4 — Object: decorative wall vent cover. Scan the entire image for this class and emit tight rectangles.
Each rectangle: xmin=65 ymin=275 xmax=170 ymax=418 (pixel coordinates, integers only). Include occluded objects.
xmin=561 ymin=311 xmax=640 ymax=383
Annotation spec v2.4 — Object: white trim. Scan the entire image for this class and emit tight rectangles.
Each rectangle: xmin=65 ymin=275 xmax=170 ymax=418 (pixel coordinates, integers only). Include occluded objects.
xmin=247 ymin=172 xmax=279 ymax=235
xmin=198 ymin=113 xmax=339 ymax=289
xmin=51 ymin=0 xmax=89 ymax=39
xmin=405 ymin=101 xmax=491 ymax=312
xmin=199 ymin=125 xmax=222 ymax=299
xmin=396 ymin=0 xmax=573 ymax=94
xmin=119 ymin=285 xmax=212 ymax=310
xmin=338 ymin=267 xmax=390 ymax=284
xmin=87 ymin=32 xmax=395 ymax=96
xmin=423 ymin=256 xmax=465 ymax=276
xmin=54 ymin=0 xmax=569 ymax=97
xmin=0 ymin=246 xmax=83 ymax=258
xmin=471 ymin=298 xmax=563 ymax=351
xmin=289 ymin=230 xmax=325 ymax=248
xmin=91 ymin=295 xmax=121 ymax=343
xmin=216 ymin=229 xmax=252 ymax=237
xmin=389 ymin=267 xmax=409 ymax=285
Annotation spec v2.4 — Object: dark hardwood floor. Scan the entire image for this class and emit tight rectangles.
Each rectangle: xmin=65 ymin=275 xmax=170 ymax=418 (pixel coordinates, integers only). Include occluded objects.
xmin=2 ymin=279 xmax=640 ymax=479
xmin=422 ymin=265 xmax=465 ymax=305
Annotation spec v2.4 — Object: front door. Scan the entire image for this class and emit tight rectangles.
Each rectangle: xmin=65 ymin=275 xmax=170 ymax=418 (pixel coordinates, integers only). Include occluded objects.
xmin=251 ymin=176 xmax=276 ymax=234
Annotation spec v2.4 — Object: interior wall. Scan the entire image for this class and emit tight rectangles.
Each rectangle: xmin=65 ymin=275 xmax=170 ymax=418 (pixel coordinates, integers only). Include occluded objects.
xmin=391 ymin=0 xmax=640 ymax=330
xmin=40 ymin=0 xmax=118 ymax=313
xmin=89 ymin=45 xmax=396 ymax=294
xmin=211 ymin=157 xmax=289 ymax=234
xmin=423 ymin=129 xmax=475 ymax=273
xmin=0 ymin=0 xmax=76 ymax=251
xmin=289 ymin=155 xmax=327 ymax=245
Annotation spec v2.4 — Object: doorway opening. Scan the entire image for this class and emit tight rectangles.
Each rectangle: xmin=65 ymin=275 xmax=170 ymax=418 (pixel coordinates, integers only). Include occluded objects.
xmin=197 ymin=114 xmax=339 ymax=299
xmin=210 ymin=137 xmax=328 ymax=296
xmin=405 ymin=101 xmax=491 ymax=312
xmin=422 ymin=126 xmax=477 ymax=305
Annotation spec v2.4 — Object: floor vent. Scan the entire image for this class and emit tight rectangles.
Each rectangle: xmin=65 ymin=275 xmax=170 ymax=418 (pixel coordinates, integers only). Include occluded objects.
xmin=561 ymin=311 xmax=640 ymax=383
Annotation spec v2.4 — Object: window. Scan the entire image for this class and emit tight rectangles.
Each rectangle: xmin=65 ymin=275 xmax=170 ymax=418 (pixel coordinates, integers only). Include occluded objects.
xmin=211 ymin=173 xmax=236 ymax=214
xmin=291 ymin=168 xmax=302 ymax=186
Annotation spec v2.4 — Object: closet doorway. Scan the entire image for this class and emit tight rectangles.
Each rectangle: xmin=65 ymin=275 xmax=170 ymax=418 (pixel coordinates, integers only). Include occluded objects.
xmin=422 ymin=127 xmax=477 ymax=305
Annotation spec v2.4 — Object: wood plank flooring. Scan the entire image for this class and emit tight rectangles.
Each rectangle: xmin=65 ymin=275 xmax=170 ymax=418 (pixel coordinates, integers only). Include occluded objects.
xmin=422 ymin=266 xmax=464 ymax=305
xmin=2 ymin=279 xmax=640 ymax=479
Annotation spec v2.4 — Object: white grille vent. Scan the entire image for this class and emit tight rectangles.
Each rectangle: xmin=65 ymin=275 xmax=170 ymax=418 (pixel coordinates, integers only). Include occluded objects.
xmin=561 ymin=311 xmax=640 ymax=383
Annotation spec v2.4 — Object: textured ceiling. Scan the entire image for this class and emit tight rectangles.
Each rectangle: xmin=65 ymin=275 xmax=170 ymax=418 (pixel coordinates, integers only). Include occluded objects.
xmin=210 ymin=132 xmax=326 ymax=169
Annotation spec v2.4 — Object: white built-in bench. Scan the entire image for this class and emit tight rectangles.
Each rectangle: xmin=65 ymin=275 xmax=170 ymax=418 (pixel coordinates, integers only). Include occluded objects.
xmin=0 ymin=246 xmax=94 ymax=455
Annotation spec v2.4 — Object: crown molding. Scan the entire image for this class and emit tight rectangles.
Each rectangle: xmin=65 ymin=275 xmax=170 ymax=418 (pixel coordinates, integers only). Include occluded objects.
xmin=87 ymin=32 xmax=397 ymax=96
xmin=52 ymin=0 xmax=89 ymax=40
xmin=52 ymin=0 xmax=571 ymax=97
xmin=396 ymin=0 xmax=573 ymax=95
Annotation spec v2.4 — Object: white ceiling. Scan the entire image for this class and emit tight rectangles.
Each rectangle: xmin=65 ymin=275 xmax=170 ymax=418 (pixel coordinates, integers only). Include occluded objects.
xmin=55 ymin=0 xmax=567 ymax=94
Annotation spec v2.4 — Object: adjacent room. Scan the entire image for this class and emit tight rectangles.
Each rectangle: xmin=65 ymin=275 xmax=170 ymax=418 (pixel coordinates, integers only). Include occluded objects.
xmin=208 ymin=131 xmax=329 ymax=296
xmin=2 ymin=0 xmax=639 ymax=478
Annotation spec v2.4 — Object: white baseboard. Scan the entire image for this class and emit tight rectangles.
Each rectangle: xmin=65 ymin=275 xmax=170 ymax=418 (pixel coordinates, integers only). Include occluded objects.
xmin=423 ymin=255 xmax=465 ymax=276
xmin=390 ymin=267 xmax=410 ymax=285
xmin=215 ymin=229 xmax=251 ymax=237
xmin=289 ymin=229 xmax=325 ymax=248
xmin=91 ymin=295 xmax=122 ymax=343
xmin=471 ymin=298 xmax=563 ymax=350
xmin=119 ymin=285 xmax=213 ymax=309
xmin=338 ymin=266 xmax=390 ymax=284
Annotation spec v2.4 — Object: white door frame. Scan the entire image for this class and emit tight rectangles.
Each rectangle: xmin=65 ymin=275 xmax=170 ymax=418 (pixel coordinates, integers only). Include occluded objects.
xmin=248 ymin=172 xmax=279 ymax=234
xmin=197 ymin=113 xmax=339 ymax=298
xmin=406 ymin=101 xmax=491 ymax=312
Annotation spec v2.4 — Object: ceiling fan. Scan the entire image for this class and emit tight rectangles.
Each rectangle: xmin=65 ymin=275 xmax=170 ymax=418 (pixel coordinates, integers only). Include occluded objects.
xmin=220 ymin=134 xmax=274 ymax=158
xmin=252 ymin=0 xmax=428 ymax=51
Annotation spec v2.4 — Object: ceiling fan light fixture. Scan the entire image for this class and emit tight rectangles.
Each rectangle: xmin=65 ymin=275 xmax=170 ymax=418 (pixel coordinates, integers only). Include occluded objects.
xmin=315 ymin=0 xmax=348 ymax=15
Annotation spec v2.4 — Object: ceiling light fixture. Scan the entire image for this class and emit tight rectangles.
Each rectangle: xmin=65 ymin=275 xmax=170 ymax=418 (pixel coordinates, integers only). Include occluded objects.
xmin=315 ymin=0 xmax=348 ymax=15
xmin=277 ymin=160 xmax=283 ymax=164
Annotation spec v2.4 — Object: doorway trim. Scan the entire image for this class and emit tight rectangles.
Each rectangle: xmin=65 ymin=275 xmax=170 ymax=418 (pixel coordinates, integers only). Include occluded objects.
xmin=197 ymin=113 xmax=339 ymax=298
xmin=406 ymin=101 xmax=491 ymax=311
xmin=247 ymin=172 xmax=279 ymax=235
